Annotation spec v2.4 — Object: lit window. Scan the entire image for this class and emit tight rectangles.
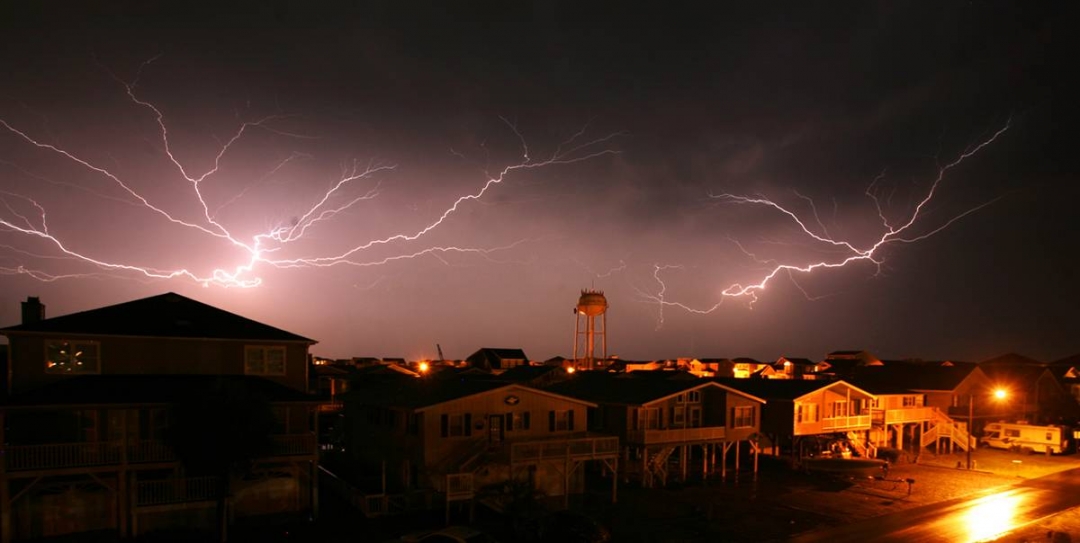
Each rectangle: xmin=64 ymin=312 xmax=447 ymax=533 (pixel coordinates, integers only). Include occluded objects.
xmin=732 ymin=406 xmax=755 ymax=428
xmin=245 ymin=346 xmax=287 ymax=376
xmin=45 ymin=340 xmax=100 ymax=374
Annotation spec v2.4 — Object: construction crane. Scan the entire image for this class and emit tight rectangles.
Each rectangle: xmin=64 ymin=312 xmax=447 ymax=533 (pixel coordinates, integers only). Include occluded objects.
xmin=437 ymin=344 xmax=445 ymax=362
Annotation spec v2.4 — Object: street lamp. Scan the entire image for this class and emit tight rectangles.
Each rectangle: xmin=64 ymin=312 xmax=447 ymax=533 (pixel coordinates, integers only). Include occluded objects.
xmin=968 ymin=388 xmax=1008 ymax=470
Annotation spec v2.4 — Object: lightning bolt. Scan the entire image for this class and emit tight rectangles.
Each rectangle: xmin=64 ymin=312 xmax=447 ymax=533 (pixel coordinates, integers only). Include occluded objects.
xmin=642 ymin=119 xmax=1011 ymax=317
xmin=0 ymin=68 xmax=621 ymax=288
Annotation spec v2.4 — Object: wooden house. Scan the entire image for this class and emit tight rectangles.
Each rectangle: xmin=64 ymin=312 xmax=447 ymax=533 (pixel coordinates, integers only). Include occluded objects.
xmin=845 ymin=363 xmax=995 ymax=455
xmin=718 ymin=378 xmax=875 ymax=460
xmin=0 ymin=294 xmax=319 ymax=542
xmin=548 ymin=372 xmax=766 ymax=487
xmin=339 ymin=377 xmax=618 ymax=511
xmin=465 ymin=348 xmax=529 ymax=373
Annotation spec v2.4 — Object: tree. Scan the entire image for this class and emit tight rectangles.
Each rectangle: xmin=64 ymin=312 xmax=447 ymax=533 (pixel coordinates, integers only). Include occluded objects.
xmin=167 ymin=378 xmax=276 ymax=542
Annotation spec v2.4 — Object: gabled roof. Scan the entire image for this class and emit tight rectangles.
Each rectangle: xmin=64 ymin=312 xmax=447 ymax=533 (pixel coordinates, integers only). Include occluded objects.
xmin=716 ymin=377 xmax=873 ymax=401
xmin=497 ymin=365 xmax=563 ymax=383
xmin=342 ymin=379 xmax=593 ymax=412
xmin=844 ymin=363 xmax=983 ymax=393
xmin=1052 ymin=353 xmax=1080 ymax=367
xmin=548 ymin=372 xmax=765 ymax=406
xmin=1 ymin=292 xmax=314 ymax=343
xmin=468 ymin=348 xmax=527 ymax=360
xmin=0 ymin=375 xmax=317 ymax=407
xmin=777 ymin=357 xmax=815 ymax=366
xmin=979 ymin=352 xmax=1044 ymax=366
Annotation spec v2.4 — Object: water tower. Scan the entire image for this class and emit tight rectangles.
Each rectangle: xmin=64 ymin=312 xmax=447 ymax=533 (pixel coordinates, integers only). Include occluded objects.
xmin=573 ymin=289 xmax=608 ymax=370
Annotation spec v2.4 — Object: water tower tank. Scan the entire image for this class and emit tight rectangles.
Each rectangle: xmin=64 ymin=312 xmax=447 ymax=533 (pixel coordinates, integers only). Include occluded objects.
xmin=577 ymin=290 xmax=608 ymax=317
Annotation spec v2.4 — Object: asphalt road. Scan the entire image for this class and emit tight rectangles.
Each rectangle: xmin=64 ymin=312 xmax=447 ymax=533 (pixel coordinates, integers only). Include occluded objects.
xmin=790 ymin=467 xmax=1080 ymax=542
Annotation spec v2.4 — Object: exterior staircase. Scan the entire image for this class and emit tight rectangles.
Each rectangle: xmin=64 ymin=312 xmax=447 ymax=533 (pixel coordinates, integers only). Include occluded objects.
xmin=845 ymin=432 xmax=878 ymax=459
xmin=920 ymin=408 xmax=972 ymax=452
xmin=644 ymin=445 xmax=677 ymax=487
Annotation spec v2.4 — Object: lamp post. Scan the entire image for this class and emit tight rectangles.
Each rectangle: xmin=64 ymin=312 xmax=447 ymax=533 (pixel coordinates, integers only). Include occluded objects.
xmin=967 ymin=393 xmax=974 ymax=470
xmin=967 ymin=388 xmax=1008 ymax=470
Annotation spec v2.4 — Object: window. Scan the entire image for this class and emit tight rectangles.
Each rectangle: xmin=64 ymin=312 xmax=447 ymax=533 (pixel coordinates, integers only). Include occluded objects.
xmin=441 ymin=413 xmax=472 ymax=437
xmin=245 ymin=346 xmax=287 ymax=375
xmin=676 ymin=393 xmax=686 ymax=404
xmin=689 ymin=407 xmax=702 ymax=428
xmin=636 ymin=407 xmax=661 ymax=430
xmin=1005 ymin=428 xmax=1021 ymax=438
xmin=506 ymin=411 xmax=531 ymax=432
xmin=902 ymin=396 xmax=917 ymax=407
xmin=732 ymin=406 xmax=755 ymax=428
xmin=672 ymin=406 xmax=685 ymax=426
xmin=45 ymin=340 xmax=100 ymax=374
xmin=549 ymin=410 xmax=574 ymax=432
xmin=829 ymin=401 xmax=848 ymax=418
xmin=796 ymin=403 xmax=819 ymax=423
xmin=686 ymin=390 xmax=701 ymax=403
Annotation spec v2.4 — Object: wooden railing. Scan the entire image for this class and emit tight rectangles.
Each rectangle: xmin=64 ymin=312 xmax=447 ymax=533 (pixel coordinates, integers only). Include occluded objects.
xmin=4 ymin=434 xmax=316 ymax=472
xmin=626 ymin=426 xmax=726 ymax=445
xmin=882 ymin=407 xmax=936 ymax=424
xmin=268 ymin=434 xmax=317 ymax=456
xmin=510 ymin=435 xmax=619 ymax=464
xmin=821 ymin=414 xmax=871 ymax=431
xmin=4 ymin=441 xmax=121 ymax=471
xmin=136 ymin=476 xmax=220 ymax=507
xmin=446 ymin=473 xmax=474 ymax=501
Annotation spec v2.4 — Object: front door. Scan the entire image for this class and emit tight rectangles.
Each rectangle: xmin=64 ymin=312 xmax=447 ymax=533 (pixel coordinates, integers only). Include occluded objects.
xmin=488 ymin=414 xmax=505 ymax=444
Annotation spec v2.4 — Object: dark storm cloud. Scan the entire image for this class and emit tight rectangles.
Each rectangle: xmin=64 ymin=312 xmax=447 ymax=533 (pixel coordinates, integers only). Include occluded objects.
xmin=0 ymin=1 xmax=1073 ymax=363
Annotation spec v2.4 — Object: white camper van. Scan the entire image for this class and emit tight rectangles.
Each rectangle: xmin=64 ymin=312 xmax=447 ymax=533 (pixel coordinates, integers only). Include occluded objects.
xmin=979 ymin=421 xmax=1070 ymax=454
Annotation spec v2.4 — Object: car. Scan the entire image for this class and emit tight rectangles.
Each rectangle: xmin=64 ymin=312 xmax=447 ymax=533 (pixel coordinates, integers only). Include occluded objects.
xmin=397 ymin=526 xmax=499 ymax=543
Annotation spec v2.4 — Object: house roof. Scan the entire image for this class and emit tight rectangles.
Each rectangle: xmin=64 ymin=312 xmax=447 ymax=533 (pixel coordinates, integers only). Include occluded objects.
xmin=0 ymin=292 xmax=314 ymax=343
xmin=844 ymin=363 xmax=981 ymax=393
xmin=979 ymin=352 xmax=1044 ymax=366
xmin=715 ymin=378 xmax=872 ymax=401
xmin=468 ymin=348 xmax=527 ymax=360
xmin=0 ymin=375 xmax=317 ymax=407
xmin=342 ymin=378 xmax=593 ymax=411
xmin=548 ymin=372 xmax=765 ymax=406
xmin=777 ymin=357 xmax=815 ymax=366
xmin=497 ymin=365 xmax=563 ymax=383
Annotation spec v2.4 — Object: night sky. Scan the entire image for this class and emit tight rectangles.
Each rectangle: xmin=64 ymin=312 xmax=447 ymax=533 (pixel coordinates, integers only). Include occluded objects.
xmin=0 ymin=2 xmax=1074 ymax=363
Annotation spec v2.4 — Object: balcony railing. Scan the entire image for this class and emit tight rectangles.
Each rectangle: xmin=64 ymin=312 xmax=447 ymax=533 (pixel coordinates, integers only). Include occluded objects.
xmin=881 ymin=407 xmax=936 ymax=424
xmin=136 ymin=476 xmax=220 ymax=507
xmin=510 ymin=435 xmax=619 ymax=464
xmin=821 ymin=414 xmax=871 ymax=431
xmin=4 ymin=441 xmax=122 ymax=471
xmin=4 ymin=434 xmax=317 ymax=472
xmin=269 ymin=434 xmax=317 ymax=456
xmin=626 ymin=426 xmax=726 ymax=445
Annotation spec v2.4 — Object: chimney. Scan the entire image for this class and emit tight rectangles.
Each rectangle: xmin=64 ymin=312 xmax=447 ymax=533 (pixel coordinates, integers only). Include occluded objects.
xmin=21 ymin=296 xmax=45 ymax=325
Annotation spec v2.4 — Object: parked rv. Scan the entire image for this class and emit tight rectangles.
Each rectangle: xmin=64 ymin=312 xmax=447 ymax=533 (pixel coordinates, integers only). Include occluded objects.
xmin=979 ymin=421 xmax=1071 ymax=454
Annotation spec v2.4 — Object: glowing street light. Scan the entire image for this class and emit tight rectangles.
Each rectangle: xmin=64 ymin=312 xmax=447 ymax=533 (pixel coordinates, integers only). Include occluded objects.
xmin=968 ymin=387 xmax=1008 ymax=470
xmin=418 ymin=361 xmax=430 ymax=374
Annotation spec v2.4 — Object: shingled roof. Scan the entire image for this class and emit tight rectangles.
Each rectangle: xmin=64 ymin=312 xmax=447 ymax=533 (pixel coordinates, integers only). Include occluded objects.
xmin=1 ymin=292 xmax=314 ymax=343
xmin=548 ymin=371 xmax=764 ymax=406
xmin=0 ymin=375 xmax=317 ymax=407
xmin=715 ymin=377 xmax=871 ymax=401
xmin=844 ymin=363 xmax=983 ymax=393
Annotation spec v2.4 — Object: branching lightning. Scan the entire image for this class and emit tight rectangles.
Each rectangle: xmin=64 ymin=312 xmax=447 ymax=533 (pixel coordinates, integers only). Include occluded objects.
xmin=641 ymin=119 xmax=1011 ymax=318
xmin=0 ymin=69 xmax=621 ymax=288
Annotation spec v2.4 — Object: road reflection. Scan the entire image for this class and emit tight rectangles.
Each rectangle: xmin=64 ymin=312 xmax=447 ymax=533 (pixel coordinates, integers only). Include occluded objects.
xmin=961 ymin=490 xmax=1022 ymax=542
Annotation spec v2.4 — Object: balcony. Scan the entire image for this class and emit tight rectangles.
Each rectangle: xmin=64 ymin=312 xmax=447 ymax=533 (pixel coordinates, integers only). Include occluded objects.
xmin=510 ymin=435 xmax=619 ymax=465
xmin=626 ymin=426 xmax=726 ymax=445
xmin=880 ymin=407 xmax=936 ymax=425
xmin=136 ymin=476 xmax=221 ymax=507
xmin=821 ymin=414 xmax=871 ymax=431
xmin=3 ymin=434 xmax=317 ymax=472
